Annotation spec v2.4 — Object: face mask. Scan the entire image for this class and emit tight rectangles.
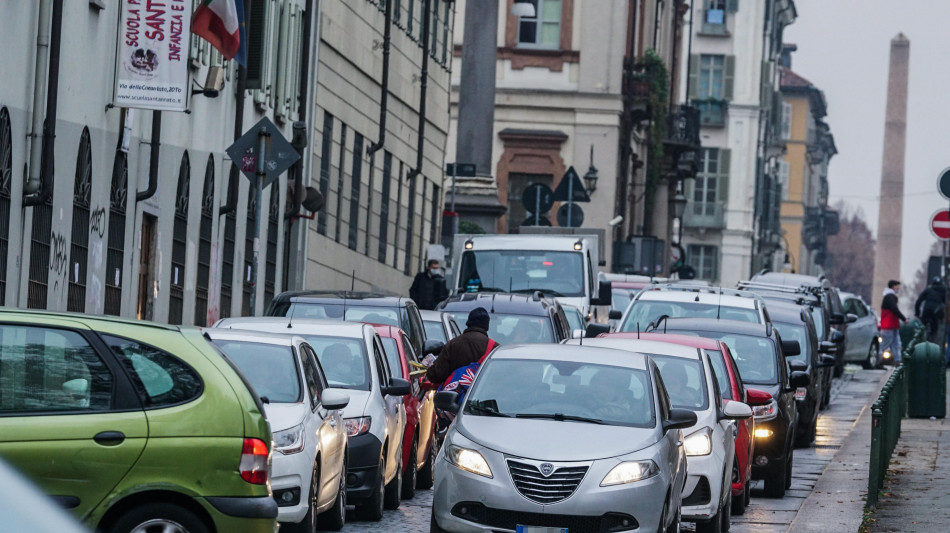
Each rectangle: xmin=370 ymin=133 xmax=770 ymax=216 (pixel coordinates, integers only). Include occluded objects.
xmin=429 ymin=268 xmax=440 ymax=276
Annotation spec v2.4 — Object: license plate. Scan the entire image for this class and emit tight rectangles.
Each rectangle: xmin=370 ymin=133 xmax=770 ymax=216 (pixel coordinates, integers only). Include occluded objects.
xmin=795 ymin=387 xmax=807 ymax=400
xmin=516 ymin=527 xmax=568 ymax=533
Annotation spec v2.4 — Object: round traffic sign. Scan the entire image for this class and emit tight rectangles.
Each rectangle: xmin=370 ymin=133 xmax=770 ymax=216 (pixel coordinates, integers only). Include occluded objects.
xmin=930 ymin=209 xmax=950 ymax=240
xmin=521 ymin=215 xmax=551 ymax=227
xmin=557 ymin=203 xmax=584 ymax=227
xmin=939 ymin=167 xmax=950 ymax=200
xmin=522 ymin=183 xmax=554 ymax=214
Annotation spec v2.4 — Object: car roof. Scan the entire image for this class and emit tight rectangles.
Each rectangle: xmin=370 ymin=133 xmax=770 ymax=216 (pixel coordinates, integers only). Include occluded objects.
xmin=438 ymin=292 xmax=555 ymax=316
xmin=0 ymin=308 xmax=180 ymax=331
xmin=203 ymin=328 xmax=300 ymax=346
xmin=419 ymin=310 xmax=447 ymax=321
xmin=752 ymin=272 xmax=827 ymax=288
xmin=565 ymin=337 xmax=701 ymax=360
xmin=490 ymin=344 xmax=650 ymax=370
xmin=636 ymin=288 xmax=758 ymax=309
xmin=762 ymin=299 xmax=809 ymax=323
xmin=657 ymin=317 xmax=771 ymax=337
xmin=603 ymin=332 xmax=722 ymax=351
xmin=273 ymin=290 xmax=410 ymax=305
xmin=215 ymin=317 xmax=372 ymax=337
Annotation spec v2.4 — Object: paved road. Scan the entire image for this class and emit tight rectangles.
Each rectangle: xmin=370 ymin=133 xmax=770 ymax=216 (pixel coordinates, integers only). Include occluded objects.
xmin=332 ymin=367 xmax=883 ymax=533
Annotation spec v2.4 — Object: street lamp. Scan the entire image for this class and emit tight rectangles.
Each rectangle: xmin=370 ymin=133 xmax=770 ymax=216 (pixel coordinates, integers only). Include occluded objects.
xmin=669 ymin=191 xmax=688 ymax=245
xmin=584 ymin=145 xmax=599 ymax=194
xmin=512 ymin=0 xmax=537 ymax=17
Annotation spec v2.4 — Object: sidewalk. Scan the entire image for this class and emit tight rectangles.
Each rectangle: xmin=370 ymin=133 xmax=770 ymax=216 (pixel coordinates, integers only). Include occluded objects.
xmin=868 ymin=369 xmax=950 ymax=533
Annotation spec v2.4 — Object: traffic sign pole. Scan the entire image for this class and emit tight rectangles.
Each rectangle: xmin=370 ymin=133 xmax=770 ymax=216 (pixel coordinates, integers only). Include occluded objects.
xmin=567 ymin=173 xmax=574 ymax=228
xmin=249 ymin=127 xmax=270 ymax=316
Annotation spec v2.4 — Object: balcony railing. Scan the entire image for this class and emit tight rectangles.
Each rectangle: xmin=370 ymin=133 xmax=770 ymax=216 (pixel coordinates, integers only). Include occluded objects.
xmin=664 ymin=105 xmax=701 ymax=151
xmin=694 ymin=99 xmax=727 ymax=127
xmin=683 ymin=202 xmax=726 ymax=231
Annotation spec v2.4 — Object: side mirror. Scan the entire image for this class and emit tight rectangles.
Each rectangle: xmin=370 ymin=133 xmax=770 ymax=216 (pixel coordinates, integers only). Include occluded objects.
xmin=829 ymin=313 xmax=845 ymax=325
xmin=721 ymin=400 xmax=753 ymax=420
xmin=434 ymin=391 xmax=460 ymax=414
xmin=846 ymin=313 xmax=858 ymax=324
xmin=781 ymin=340 xmax=801 ymax=357
xmin=384 ymin=378 xmax=412 ymax=397
xmin=608 ymin=309 xmax=623 ymax=320
xmin=424 ymin=339 xmax=445 ymax=356
xmin=788 ymin=359 xmax=807 ymax=373
xmin=662 ymin=408 xmax=698 ymax=432
xmin=585 ymin=323 xmax=610 ymax=338
xmin=745 ymin=387 xmax=773 ymax=406
xmin=819 ymin=354 xmax=837 ymax=368
xmin=830 ymin=330 xmax=845 ymax=343
xmin=321 ymin=388 xmax=350 ymax=411
xmin=571 ymin=329 xmax=585 ymax=339
xmin=819 ymin=341 xmax=837 ymax=354
xmin=591 ymin=280 xmax=613 ymax=306
xmin=789 ymin=370 xmax=810 ymax=389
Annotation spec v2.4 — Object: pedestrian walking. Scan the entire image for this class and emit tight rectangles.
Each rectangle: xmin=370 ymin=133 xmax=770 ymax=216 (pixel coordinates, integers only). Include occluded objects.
xmin=409 ymin=259 xmax=449 ymax=310
xmin=914 ymin=276 xmax=947 ymax=342
xmin=880 ymin=280 xmax=907 ymax=362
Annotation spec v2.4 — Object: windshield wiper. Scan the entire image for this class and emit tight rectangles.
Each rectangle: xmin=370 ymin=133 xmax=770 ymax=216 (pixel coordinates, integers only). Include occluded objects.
xmin=515 ymin=413 xmax=605 ymax=424
xmin=511 ymin=288 xmax=565 ymax=297
xmin=471 ymin=286 xmax=506 ymax=293
xmin=467 ymin=400 xmax=511 ymax=417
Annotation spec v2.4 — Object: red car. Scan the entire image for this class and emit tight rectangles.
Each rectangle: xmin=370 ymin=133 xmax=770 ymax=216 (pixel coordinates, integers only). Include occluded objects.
xmin=602 ymin=332 xmax=755 ymax=515
xmin=374 ymin=325 xmax=438 ymax=499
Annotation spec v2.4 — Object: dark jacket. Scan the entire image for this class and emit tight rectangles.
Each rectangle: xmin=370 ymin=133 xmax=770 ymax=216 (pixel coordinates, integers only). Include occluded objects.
xmin=409 ymin=271 xmax=448 ymax=310
xmin=915 ymin=284 xmax=947 ymax=319
xmin=881 ymin=291 xmax=906 ymax=330
xmin=426 ymin=327 xmax=495 ymax=384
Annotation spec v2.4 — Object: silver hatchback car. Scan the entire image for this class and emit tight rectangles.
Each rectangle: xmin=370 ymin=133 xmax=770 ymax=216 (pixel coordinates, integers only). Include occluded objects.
xmin=430 ymin=344 xmax=696 ymax=533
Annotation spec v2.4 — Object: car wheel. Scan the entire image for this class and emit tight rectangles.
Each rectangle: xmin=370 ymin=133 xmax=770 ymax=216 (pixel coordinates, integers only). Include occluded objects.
xmin=863 ymin=342 xmax=880 ymax=369
xmin=356 ymin=457 xmax=385 ymax=521
xmin=108 ymin=502 xmax=209 ymax=533
xmin=656 ymin=498 xmax=669 ymax=533
xmin=384 ymin=454 xmax=402 ymax=510
xmin=763 ymin=455 xmax=787 ymax=498
xmin=281 ymin=464 xmax=319 ymax=533
xmin=744 ymin=480 xmax=751 ymax=506
xmin=785 ymin=448 xmax=794 ymax=490
xmin=402 ymin=438 xmax=418 ymax=500
xmin=730 ymin=469 xmax=747 ymax=515
xmin=721 ymin=490 xmax=732 ymax=532
xmin=417 ymin=432 xmax=437 ymax=490
xmin=665 ymin=502 xmax=680 ymax=533
xmin=695 ymin=507 xmax=722 ymax=533
xmin=318 ymin=459 xmax=346 ymax=531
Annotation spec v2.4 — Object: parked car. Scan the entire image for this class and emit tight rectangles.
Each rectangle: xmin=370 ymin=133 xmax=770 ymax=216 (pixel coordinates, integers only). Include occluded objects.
xmin=420 ymin=309 xmax=461 ymax=344
xmin=840 ymin=292 xmax=882 ymax=369
xmin=374 ymin=325 xmax=439 ymax=499
xmin=765 ymin=300 xmax=837 ymax=447
xmin=436 ymin=292 xmax=573 ymax=343
xmin=204 ymin=328 xmax=350 ymax=531
xmin=604 ymin=332 xmax=755 ymax=516
xmin=0 ymin=311 xmax=277 ymax=533
xmin=649 ymin=317 xmax=807 ymax=497
xmin=430 ymin=344 xmax=695 ymax=533
xmin=265 ymin=291 xmax=428 ymax=356
xmin=214 ymin=317 xmax=409 ymax=520
xmin=569 ymin=337 xmax=751 ymax=531
xmin=618 ymin=284 xmax=769 ymax=333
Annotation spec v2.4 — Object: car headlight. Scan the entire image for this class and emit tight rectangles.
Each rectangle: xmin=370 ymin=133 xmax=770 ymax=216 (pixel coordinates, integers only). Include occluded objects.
xmin=273 ymin=424 xmax=305 ymax=454
xmin=446 ymin=445 xmax=492 ymax=478
xmin=752 ymin=399 xmax=778 ymax=422
xmin=601 ymin=460 xmax=659 ymax=486
xmin=344 ymin=417 xmax=372 ymax=437
xmin=683 ymin=427 xmax=713 ymax=456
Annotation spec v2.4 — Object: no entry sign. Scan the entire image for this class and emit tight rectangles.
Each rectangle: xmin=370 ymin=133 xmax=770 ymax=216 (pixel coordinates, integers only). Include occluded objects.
xmin=931 ymin=209 xmax=950 ymax=240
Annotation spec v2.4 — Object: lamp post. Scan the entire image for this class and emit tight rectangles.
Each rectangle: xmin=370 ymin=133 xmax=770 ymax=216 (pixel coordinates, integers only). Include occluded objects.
xmin=584 ymin=144 xmax=599 ymax=194
xmin=669 ymin=190 xmax=688 ymax=245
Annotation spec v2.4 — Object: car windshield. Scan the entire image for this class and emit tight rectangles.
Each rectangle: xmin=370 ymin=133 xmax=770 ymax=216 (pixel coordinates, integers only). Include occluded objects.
xmin=457 ymin=250 xmax=585 ymax=297
xmin=299 ymin=336 xmax=371 ymax=391
xmin=379 ymin=337 xmax=404 ymax=379
xmin=286 ymin=303 xmax=402 ymax=328
xmin=620 ymin=301 xmax=759 ymax=331
xmin=704 ymin=349 xmax=734 ymax=400
xmin=423 ymin=320 xmax=447 ymax=343
xmin=446 ymin=312 xmax=555 ymax=344
xmin=563 ymin=307 xmax=583 ymax=330
xmin=213 ymin=340 xmax=301 ymax=403
xmin=671 ymin=331 xmax=779 ymax=385
xmin=652 ymin=355 xmax=709 ymax=410
xmin=465 ymin=358 xmax=655 ymax=427
xmin=772 ymin=322 xmax=808 ymax=365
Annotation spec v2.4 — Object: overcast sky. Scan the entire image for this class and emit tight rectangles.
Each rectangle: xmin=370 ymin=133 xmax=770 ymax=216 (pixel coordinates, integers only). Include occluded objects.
xmin=783 ymin=0 xmax=950 ymax=282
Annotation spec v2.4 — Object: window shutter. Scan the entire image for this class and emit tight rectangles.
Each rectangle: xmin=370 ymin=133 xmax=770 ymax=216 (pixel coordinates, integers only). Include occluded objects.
xmin=718 ymin=148 xmax=731 ymax=203
xmin=760 ymin=60 xmax=771 ymax=109
xmin=726 ymin=0 xmax=739 ymax=13
xmin=724 ymin=55 xmax=735 ymax=100
xmin=246 ymin=0 xmax=269 ymax=90
xmin=688 ymin=55 xmax=700 ymax=100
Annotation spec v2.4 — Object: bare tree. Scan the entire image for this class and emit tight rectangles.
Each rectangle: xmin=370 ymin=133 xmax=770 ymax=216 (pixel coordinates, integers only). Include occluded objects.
xmin=825 ymin=202 xmax=875 ymax=302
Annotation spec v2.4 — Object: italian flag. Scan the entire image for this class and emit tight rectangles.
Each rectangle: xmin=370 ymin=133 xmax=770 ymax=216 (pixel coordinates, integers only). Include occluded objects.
xmin=192 ymin=0 xmax=244 ymax=63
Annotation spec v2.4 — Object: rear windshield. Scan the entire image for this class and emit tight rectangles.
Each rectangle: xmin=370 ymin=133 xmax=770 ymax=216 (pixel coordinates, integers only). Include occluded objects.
xmin=423 ymin=320 xmax=447 ymax=343
xmin=670 ymin=331 xmax=779 ymax=386
xmin=213 ymin=340 xmax=301 ymax=403
xmin=445 ymin=312 xmax=554 ymax=344
xmin=620 ymin=301 xmax=759 ymax=332
xmin=651 ymin=355 xmax=709 ymax=410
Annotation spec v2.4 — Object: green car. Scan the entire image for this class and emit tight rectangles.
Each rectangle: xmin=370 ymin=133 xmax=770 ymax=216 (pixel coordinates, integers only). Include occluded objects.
xmin=0 ymin=310 xmax=277 ymax=533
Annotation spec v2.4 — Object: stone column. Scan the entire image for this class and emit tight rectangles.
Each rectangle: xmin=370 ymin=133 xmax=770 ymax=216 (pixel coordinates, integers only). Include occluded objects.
xmin=455 ymin=0 xmax=498 ymax=177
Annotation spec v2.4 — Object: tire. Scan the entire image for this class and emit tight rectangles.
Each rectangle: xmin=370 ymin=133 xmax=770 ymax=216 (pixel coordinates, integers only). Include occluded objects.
xmin=656 ymin=499 xmax=670 ymax=533
xmin=730 ymin=455 xmax=747 ymax=516
xmin=721 ymin=490 xmax=732 ymax=532
xmin=785 ymin=448 xmax=794 ymax=490
xmin=665 ymin=502 xmax=681 ymax=533
xmin=281 ymin=464 xmax=319 ymax=533
xmin=863 ymin=342 xmax=880 ymax=369
xmin=356 ymin=457 xmax=385 ymax=521
xmin=402 ymin=438 xmax=418 ymax=500
xmin=107 ymin=502 xmax=209 ymax=533
xmin=744 ymin=481 xmax=751 ymax=507
xmin=384 ymin=454 xmax=402 ymax=510
xmin=318 ymin=459 xmax=347 ymax=531
xmin=695 ymin=507 xmax=722 ymax=533
xmin=763 ymin=456 xmax=787 ymax=498
xmin=417 ymin=432 xmax=437 ymax=490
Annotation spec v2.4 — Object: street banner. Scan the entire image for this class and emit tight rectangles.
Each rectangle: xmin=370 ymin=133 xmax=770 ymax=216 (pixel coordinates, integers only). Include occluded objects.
xmin=114 ymin=0 xmax=192 ymax=111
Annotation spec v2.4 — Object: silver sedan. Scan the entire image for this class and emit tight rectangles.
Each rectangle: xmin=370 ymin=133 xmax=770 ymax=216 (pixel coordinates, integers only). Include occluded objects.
xmin=430 ymin=344 xmax=696 ymax=533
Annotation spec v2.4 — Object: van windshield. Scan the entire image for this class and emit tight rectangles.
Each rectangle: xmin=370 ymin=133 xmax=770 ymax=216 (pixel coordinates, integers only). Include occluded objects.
xmin=458 ymin=250 xmax=585 ymax=297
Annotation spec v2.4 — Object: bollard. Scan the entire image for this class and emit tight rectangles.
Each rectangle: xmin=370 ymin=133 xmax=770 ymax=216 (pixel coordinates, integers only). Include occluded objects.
xmin=868 ymin=407 xmax=883 ymax=507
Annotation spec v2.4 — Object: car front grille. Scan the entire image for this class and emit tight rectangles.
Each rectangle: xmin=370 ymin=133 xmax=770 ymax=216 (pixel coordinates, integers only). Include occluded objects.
xmin=507 ymin=459 xmax=589 ymax=504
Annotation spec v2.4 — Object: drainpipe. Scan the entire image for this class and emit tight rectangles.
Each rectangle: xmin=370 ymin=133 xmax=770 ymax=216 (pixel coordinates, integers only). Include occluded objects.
xmin=366 ymin=0 xmax=393 ymax=156
xmin=135 ymin=111 xmax=161 ymax=203
xmin=407 ymin=0 xmax=432 ymax=182
xmin=24 ymin=0 xmax=62 ymax=207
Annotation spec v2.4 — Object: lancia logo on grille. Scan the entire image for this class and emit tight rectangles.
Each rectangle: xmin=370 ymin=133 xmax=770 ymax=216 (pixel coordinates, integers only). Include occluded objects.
xmin=539 ymin=462 xmax=555 ymax=477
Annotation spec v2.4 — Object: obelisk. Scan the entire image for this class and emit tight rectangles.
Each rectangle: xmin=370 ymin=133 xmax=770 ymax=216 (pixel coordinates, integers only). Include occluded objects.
xmin=872 ymin=34 xmax=910 ymax=312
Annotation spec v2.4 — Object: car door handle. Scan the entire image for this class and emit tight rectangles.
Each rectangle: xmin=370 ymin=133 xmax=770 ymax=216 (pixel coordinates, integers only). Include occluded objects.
xmin=94 ymin=431 xmax=126 ymax=446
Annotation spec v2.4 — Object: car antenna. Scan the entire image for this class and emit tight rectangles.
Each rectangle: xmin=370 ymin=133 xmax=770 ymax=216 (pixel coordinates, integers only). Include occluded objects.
xmin=637 ymin=322 xmax=640 ymax=339
xmin=287 ymin=301 xmax=297 ymax=329
xmin=716 ymin=287 xmax=723 ymax=320
xmin=663 ymin=316 xmax=667 ymax=334
xmin=509 ymin=277 xmax=513 ymax=292
xmin=491 ymin=293 xmax=496 ymax=313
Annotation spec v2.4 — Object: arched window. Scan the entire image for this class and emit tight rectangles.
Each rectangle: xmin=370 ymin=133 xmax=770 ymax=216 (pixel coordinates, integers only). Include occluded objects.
xmin=194 ymin=155 xmax=214 ymax=325
xmin=104 ymin=151 xmax=128 ymax=316
xmin=220 ymin=174 xmax=237 ymax=319
xmin=0 ymin=107 xmax=12 ymax=305
xmin=67 ymin=128 xmax=92 ymax=312
xmin=242 ymin=187 xmax=256 ymax=316
xmin=264 ymin=185 xmax=279 ymax=307
xmin=168 ymin=152 xmax=190 ymax=325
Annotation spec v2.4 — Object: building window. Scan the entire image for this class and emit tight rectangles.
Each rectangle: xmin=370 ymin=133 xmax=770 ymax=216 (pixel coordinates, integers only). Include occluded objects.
xmin=67 ymin=128 xmax=93 ymax=313
xmin=517 ymin=0 xmax=562 ymax=49
xmin=429 ymin=0 xmax=440 ymax=59
xmin=406 ymin=0 xmax=415 ymax=37
xmin=317 ymin=111 xmax=333 ymax=235
xmin=693 ymin=149 xmax=719 ymax=216
xmin=405 ymin=175 xmax=417 ymax=275
xmin=688 ymin=244 xmax=718 ymax=281
xmin=778 ymin=159 xmax=790 ymax=201
xmin=220 ymin=177 xmax=237 ymax=319
xmin=781 ymin=101 xmax=792 ymax=140
xmin=699 ymin=54 xmax=726 ymax=99
xmin=104 ymin=151 xmax=128 ymax=316
xmin=242 ymin=187 xmax=256 ymax=316
xmin=349 ymin=134 xmax=364 ymax=251
xmin=264 ymin=186 xmax=279 ymax=308
xmin=378 ymin=152 xmax=393 ymax=263
xmin=334 ymin=123 xmax=348 ymax=244
xmin=0 ymin=107 xmax=12 ymax=305
xmin=508 ymin=173 xmax=554 ymax=233
xmin=441 ymin=0 xmax=452 ymax=65
xmin=194 ymin=156 xmax=214 ymax=326
xmin=169 ymin=152 xmax=190 ymax=325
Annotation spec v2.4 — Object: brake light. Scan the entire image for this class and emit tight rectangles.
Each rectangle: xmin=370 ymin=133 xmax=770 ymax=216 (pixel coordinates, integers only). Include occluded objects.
xmin=240 ymin=438 xmax=270 ymax=485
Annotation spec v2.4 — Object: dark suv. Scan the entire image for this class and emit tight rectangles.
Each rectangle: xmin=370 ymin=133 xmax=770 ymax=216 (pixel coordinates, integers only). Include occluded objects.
xmin=436 ymin=292 xmax=572 ymax=344
xmin=649 ymin=317 xmax=808 ymax=498
xmin=266 ymin=291 xmax=427 ymax=355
